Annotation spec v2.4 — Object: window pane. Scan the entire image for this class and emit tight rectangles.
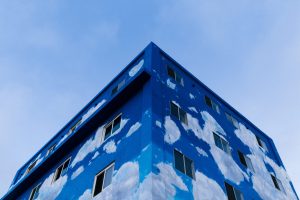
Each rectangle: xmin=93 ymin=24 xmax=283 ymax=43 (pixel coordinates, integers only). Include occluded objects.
xmin=225 ymin=182 xmax=236 ymax=200
xmin=174 ymin=150 xmax=185 ymax=174
xmin=170 ymin=102 xmax=179 ymax=118
xmin=225 ymin=113 xmax=232 ymax=123
xmin=61 ymin=159 xmax=70 ymax=176
xmin=234 ymin=188 xmax=244 ymax=200
xmin=103 ymin=165 xmax=114 ymax=189
xmin=184 ymin=156 xmax=194 ymax=179
xmin=260 ymin=140 xmax=268 ymax=151
xmin=179 ymin=109 xmax=187 ymax=125
xmin=205 ymin=96 xmax=212 ymax=108
xmin=212 ymin=103 xmax=220 ymax=114
xmin=111 ymin=86 xmax=118 ymax=95
xmin=94 ymin=172 xmax=104 ymax=197
xmin=54 ymin=165 xmax=63 ymax=182
xmin=167 ymin=67 xmax=176 ymax=79
xmin=221 ymin=139 xmax=230 ymax=155
xmin=104 ymin=124 xmax=112 ymax=140
xmin=232 ymin=117 xmax=239 ymax=129
xmin=112 ymin=116 xmax=121 ymax=133
xmin=238 ymin=151 xmax=247 ymax=167
xmin=175 ymin=73 xmax=182 ymax=85
xmin=271 ymin=175 xmax=280 ymax=190
xmin=213 ymin=133 xmax=223 ymax=150
xmin=245 ymin=156 xmax=254 ymax=172
xmin=277 ymin=179 xmax=285 ymax=193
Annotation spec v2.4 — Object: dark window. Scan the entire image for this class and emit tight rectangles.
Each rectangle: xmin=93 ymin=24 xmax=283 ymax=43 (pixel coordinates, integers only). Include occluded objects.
xmin=111 ymin=79 xmax=126 ymax=95
xmin=26 ymin=160 xmax=38 ymax=175
xmin=53 ymin=158 xmax=71 ymax=183
xmin=225 ymin=112 xmax=239 ymax=129
xmin=271 ymin=174 xmax=285 ymax=192
xmin=167 ymin=67 xmax=184 ymax=86
xmin=93 ymin=163 xmax=114 ymax=197
xmin=213 ymin=132 xmax=231 ymax=155
xmin=29 ymin=184 xmax=41 ymax=200
xmin=256 ymin=136 xmax=268 ymax=151
xmin=225 ymin=182 xmax=244 ymax=200
xmin=174 ymin=149 xmax=195 ymax=179
xmin=170 ymin=101 xmax=188 ymax=125
xmin=238 ymin=151 xmax=254 ymax=172
xmin=68 ymin=119 xmax=82 ymax=135
xmin=46 ymin=144 xmax=56 ymax=156
xmin=103 ymin=114 xmax=122 ymax=141
xmin=204 ymin=96 xmax=220 ymax=114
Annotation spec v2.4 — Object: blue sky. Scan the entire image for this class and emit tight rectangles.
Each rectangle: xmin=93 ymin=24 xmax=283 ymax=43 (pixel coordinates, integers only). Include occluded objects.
xmin=0 ymin=0 xmax=299 ymax=197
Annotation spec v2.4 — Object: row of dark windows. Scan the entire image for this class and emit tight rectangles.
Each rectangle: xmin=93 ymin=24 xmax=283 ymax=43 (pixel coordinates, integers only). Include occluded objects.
xmin=27 ymin=114 xmax=123 ymax=199
xmin=169 ymin=101 xmax=285 ymax=195
xmin=167 ymin=66 xmax=269 ymax=153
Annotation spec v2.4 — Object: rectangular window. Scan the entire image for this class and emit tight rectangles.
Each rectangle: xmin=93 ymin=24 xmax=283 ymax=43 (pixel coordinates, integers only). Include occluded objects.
xmin=238 ymin=151 xmax=254 ymax=172
xmin=26 ymin=160 xmax=38 ymax=175
xmin=28 ymin=183 xmax=41 ymax=200
xmin=256 ymin=135 xmax=268 ymax=151
xmin=204 ymin=96 xmax=220 ymax=114
xmin=271 ymin=174 xmax=285 ymax=193
xmin=53 ymin=158 xmax=71 ymax=183
xmin=46 ymin=144 xmax=56 ymax=156
xmin=167 ymin=67 xmax=184 ymax=86
xmin=170 ymin=101 xmax=188 ymax=125
xmin=104 ymin=114 xmax=122 ymax=141
xmin=111 ymin=79 xmax=126 ymax=95
xmin=174 ymin=149 xmax=195 ymax=179
xmin=225 ymin=112 xmax=239 ymax=129
xmin=93 ymin=163 xmax=114 ymax=197
xmin=225 ymin=182 xmax=244 ymax=200
xmin=213 ymin=132 xmax=231 ymax=155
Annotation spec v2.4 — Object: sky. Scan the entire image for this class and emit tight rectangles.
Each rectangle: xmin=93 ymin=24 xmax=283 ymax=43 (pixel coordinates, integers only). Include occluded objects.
xmin=0 ymin=0 xmax=299 ymax=197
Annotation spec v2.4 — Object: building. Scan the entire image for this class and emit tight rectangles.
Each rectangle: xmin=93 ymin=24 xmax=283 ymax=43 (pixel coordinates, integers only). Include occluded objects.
xmin=2 ymin=43 xmax=298 ymax=200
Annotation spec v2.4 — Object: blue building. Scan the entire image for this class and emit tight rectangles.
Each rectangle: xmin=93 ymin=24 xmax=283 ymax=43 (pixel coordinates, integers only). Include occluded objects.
xmin=2 ymin=43 xmax=298 ymax=200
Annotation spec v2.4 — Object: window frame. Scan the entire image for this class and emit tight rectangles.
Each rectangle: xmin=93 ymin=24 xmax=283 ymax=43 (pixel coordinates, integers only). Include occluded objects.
xmin=26 ymin=159 xmax=38 ymax=175
xmin=173 ymin=149 xmax=195 ymax=179
xmin=52 ymin=157 xmax=71 ymax=183
xmin=28 ymin=183 xmax=41 ymax=200
xmin=111 ymin=79 xmax=126 ymax=95
xmin=92 ymin=162 xmax=115 ymax=197
xmin=237 ymin=150 xmax=254 ymax=172
xmin=256 ymin=135 xmax=268 ymax=151
xmin=46 ymin=144 xmax=57 ymax=156
xmin=102 ymin=114 xmax=122 ymax=142
xmin=204 ymin=96 xmax=220 ymax=114
xmin=271 ymin=174 xmax=285 ymax=193
xmin=167 ymin=66 xmax=184 ymax=86
xmin=213 ymin=132 xmax=231 ymax=155
xmin=170 ymin=101 xmax=188 ymax=125
xmin=225 ymin=182 xmax=244 ymax=200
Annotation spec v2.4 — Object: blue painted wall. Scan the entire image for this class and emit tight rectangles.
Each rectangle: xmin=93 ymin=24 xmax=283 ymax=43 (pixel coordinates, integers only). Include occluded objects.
xmin=2 ymin=43 xmax=298 ymax=200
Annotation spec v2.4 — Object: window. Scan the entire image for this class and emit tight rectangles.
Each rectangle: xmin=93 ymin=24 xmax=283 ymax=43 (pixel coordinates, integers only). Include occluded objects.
xmin=93 ymin=163 xmax=114 ymax=197
xmin=103 ymin=114 xmax=122 ymax=141
xmin=256 ymin=135 xmax=268 ymax=151
xmin=225 ymin=112 xmax=239 ymax=129
xmin=46 ymin=144 xmax=56 ymax=156
xmin=174 ymin=149 xmax=195 ymax=179
xmin=271 ymin=174 xmax=285 ymax=193
xmin=53 ymin=158 xmax=71 ymax=183
xmin=213 ymin=132 xmax=231 ymax=155
xmin=238 ymin=151 xmax=254 ymax=172
xmin=111 ymin=79 xmax=125 ymax=95
xmin=167 ymin=67 xmax=184 ymax=86
xmin=28 ymin=184 xmax=41 ymax=200
xmin=170 ymin=101 xmax=188 ymax=125
xmin=204 ymin=96 xmax=220 ymax=114
xmin=68 ymin=119 xmax=82 ymax=135
xmin=225 ymin=182 xmax=244 ymax=200
xmin=26 ymin=160 xmax=38 ymax=175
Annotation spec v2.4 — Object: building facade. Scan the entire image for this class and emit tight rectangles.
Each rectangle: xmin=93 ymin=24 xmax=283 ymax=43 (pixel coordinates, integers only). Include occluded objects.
xmin=2 ymin=43 xmax=298 ymax=200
